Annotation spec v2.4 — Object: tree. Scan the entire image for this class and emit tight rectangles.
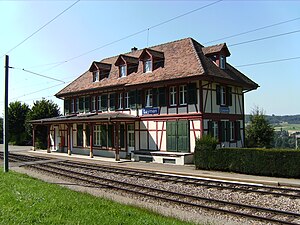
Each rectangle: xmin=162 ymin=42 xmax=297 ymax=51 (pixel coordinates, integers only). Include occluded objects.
xmin=8 ymin=101 xmax=30 ymax=145
xmin=0 ymin=117 xmax=3 ymax=144
xmin=245 ymin=107 xmax=274 ymax=148
xmin=27 ymin=99 xmax=60 ymax=149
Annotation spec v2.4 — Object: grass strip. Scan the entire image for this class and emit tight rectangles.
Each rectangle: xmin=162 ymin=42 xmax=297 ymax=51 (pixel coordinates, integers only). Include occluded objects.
xmin=0 ymin=169 xmax=195 ymax=225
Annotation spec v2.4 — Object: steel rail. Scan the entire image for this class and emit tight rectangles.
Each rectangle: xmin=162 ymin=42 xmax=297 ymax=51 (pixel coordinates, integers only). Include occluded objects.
xmin=26 ymin=163 xmax=300 ymax=225
xmin=59 ymin=160 xmax=300 ymax=199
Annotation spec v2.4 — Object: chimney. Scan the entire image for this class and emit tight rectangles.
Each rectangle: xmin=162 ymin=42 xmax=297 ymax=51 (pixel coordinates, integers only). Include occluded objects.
xmin=131 ymin=47 xmax=138 ymax=52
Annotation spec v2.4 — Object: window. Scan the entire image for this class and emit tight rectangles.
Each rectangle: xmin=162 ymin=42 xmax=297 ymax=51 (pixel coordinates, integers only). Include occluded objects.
xmin=144 ymin=59 xmax=152 ymax=73
xmin=119 ymin=65 xmax=126 ymax=77
xmin=230 ymin=121 xmax=235 ymax=141
xmin=220 ymin=55 xmax=226 ymax=69
xmin=93 ymin=71 xmax=99 ymax=82
xmin=64 ymin=99 xmax=70 ymax=115
xmin=216 ymin=85 xmax=232 ymax=106
xmin=179 ymin=85 xmax=187 ymax=105
xmin=101 ymin=95 xmax=108 ymax=111
xmin=145 ymin=89 xmax=153 ymax=107
xmin=118 ymin=93 xmax=123 ymax=109
xmin=97 ymin=96 xmax=101 ymax=112
xmin=71 ymin=99 xmax=75 ymax=113
xmin=169 ymin=86 xmax=177 ymax=106
xmin=91 ymin=96 xmax=96 ymax=112
xmin=76 ymin=98 xmax=79 ymax=113
xmin=109 ymin=93 xmax=115 ymax=111
xmin=125 ymin=92 xmax=129 ymax=109
xmin=93 ymin=125 xmax=107 ymax=147
xmin=208 ymin=121 xmax=219 ymax=140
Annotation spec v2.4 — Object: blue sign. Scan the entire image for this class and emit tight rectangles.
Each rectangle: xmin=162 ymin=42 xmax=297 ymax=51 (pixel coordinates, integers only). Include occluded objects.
xmin=219 ymin=106 xmax=230 ymax=114
xmin=142 ymin=108 xmax=159 ymax=115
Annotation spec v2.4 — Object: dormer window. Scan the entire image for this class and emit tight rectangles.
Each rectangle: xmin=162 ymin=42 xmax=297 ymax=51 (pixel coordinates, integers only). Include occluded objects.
xmin=119 ymin=65 xmax=126 ymax=77
xmin=93 ymin=71 xmax=99 ymax=82
xmin=144 ymin=59 xmax=152 ymax=73
xmin=220 ymin=55 xmax=226 ymax=69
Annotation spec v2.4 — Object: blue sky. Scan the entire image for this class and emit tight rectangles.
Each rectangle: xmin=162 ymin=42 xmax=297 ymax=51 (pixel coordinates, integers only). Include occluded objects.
xmin=0 ymin=0 xmax=299 ymax=116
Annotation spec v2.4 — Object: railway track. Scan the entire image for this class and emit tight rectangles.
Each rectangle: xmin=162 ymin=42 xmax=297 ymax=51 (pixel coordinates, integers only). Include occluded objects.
xmin=25 ymin=162 xmax=300 ymax=225
xmin=2 ymin=152 xmax=300 ymax=224
xmin=57 ymin=160 xmax=300 ymax=199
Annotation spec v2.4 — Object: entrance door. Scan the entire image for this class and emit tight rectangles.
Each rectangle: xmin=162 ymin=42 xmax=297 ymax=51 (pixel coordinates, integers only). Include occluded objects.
xmin=127 ymin=124 xmax=135 ymax=154
xmin=166 ymin=120 xmax=189 ymax=152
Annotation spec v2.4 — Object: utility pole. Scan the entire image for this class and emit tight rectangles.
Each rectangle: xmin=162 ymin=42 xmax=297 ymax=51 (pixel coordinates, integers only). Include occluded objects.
xmin=3 ymin=55 xmax=9 ymax=172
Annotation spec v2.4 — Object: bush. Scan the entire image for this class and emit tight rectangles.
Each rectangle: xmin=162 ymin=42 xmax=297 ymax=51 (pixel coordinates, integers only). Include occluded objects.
xmin=194 ymin=135 xmax=218 ymax=170
xmin=194 ymin=146 xmax=300 ymax=178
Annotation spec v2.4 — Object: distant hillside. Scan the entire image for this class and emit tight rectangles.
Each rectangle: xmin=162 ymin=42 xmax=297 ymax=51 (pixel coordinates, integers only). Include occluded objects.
xmin=245 ymin=115 xmax=300 ymax=124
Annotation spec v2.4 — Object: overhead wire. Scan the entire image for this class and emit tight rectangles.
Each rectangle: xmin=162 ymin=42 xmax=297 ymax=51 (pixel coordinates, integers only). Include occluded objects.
xmin=0 ymin=0 xmax=80 ymax=58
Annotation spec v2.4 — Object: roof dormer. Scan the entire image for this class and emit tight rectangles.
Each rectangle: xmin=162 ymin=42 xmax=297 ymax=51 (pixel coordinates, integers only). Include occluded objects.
xmin=202 ymin=43 xmax=230 ymax=69
xmin=115 ymin=55 xmax=139 ymax=77
xmin=89 ymin=61 xmax=111 ymax=82
xmin=139 ymin=48 xmax=164 ymax=73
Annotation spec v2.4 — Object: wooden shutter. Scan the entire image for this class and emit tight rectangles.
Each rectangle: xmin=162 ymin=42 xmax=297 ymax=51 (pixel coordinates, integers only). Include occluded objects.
xmin=216 ymin=85 xmax=221 ymax=105
xmin=129 ymin=91 xmax=136 ymax=109
xmin=109 ymin=94 xmax=115 ymax=111
xmin=226 ymin=121 xmax=230 ymax=141
xmin=120 ymin=124 xmax=125 ymax=148
xmin=101 ymin=95 xmax=108 ymax=111
xmin=208 ymin=121 xmax=213 ymax=136
xmin=187 ymin=83 xmax=197 ymax=104
xmin=158 ymin=87 xmax=166 ymax=106
xmin=235 ymin=121 xmax=241 ymax=140
xmin=177 ymin=120 xmax=189 ymax=153
xmin=166 ymin=121 xmax=177 ymax=152
xmin=79 ymin=97 xmax=84 ymax=113
xmin=152 ymin=88 xmax=158 ymax=107
xmin=64 ymin=99 xmax=70 ymax=115
xmin=77 ymin=125 xmax=83 ymax=146
xmin=100 ymin=125 xmax=107 ymax=147
xmin=226 ymin=87 xmax=232 ymax=106
xmin=108 ymin=125 xmax=113 ymax=147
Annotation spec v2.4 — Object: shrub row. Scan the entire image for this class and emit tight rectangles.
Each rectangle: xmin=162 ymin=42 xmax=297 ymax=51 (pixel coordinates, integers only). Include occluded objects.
xmin=195 ymin=137 xmax=300 ymax=178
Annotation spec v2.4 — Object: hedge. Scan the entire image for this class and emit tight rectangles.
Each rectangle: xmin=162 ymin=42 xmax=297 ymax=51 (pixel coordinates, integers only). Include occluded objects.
xmin=195 ymin=138 xmax=300 ymax=178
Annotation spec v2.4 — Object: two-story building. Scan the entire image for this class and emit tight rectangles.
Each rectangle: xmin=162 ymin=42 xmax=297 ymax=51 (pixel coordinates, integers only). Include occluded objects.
xmin=31 ymin=37 xmax=258 ymax=165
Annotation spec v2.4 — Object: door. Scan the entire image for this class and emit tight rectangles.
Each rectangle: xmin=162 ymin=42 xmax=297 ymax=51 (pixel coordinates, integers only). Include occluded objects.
xmin=127 ymin=124 xmax=135 ymax=154
xmin=166 ymin=120 xmax=189 ymax=152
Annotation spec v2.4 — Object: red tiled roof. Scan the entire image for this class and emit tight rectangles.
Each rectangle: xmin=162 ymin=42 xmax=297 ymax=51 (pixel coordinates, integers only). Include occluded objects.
xmin=202 ymin=43 xmax=231 ymax=57
xmin=56 ymin=38 xmax=258 ymax=98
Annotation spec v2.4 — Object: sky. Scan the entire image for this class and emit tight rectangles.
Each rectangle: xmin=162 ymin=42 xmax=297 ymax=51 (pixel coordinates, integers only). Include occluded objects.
xmin=0 ymin=0 xmax=299 ymax=116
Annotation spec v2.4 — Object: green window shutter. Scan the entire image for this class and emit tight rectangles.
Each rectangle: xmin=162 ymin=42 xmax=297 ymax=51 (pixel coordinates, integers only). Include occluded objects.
xmin=152 ymin=88 xmax=158 ymax=107
xmin=129 ymin=91 xmax=136 ymax=109
xmin=216 ymin=85 xmax=221 ymax=105
xmin=187 ymin=83 xmax=197 ymax=104
xmin=85 ymin=96 xmax=90 ymax=112
xmin=177 ymin=120 xmax=189 ymax=152
xmin=86 ymin=125 xmax=90 ymax=146
xmin=79 ymin=97 xmax=84 ymax=113
xmin=166 ymin=121 xmax=177 ymax=152
xmin=101 ymin=95 xmax=108 ymax=111
xmin=108 ymin=125 xmax=113 ymax=147
xmin=136 ymin=90 xmax=143 ymax=108
xmin=235 ymin=121 xmax=241 ymax=140
xmin=226 ymin=87 xmax=232 ymax=106
xmin=100 ymin=125 xmax=107 ymax=147
xmin=109 ymin=94 xmax=115 ymax=111
xmin=226 ymin=121 xmax=230 ymax=141
xmin=220 ymin=121 xmax=226 ymax=142
xmin=120 ymin=124 xmax=125 ymax=148
xmin=208 ymin=121 xmax=213 ymax=136
xmin=77 ymin=125 xmax=83 ymax=146
xmin=64 ymin=99 xmax=70 ymax=115
xmin=158 ymin=87 xmax=166 ymax=106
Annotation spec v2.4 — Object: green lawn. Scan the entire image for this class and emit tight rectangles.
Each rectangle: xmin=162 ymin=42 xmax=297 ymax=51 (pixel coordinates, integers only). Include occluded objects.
xmin=274 ymin=123 xmax=300 ymax=132
xmin=0 ymin=170 xmax=195 ymax=225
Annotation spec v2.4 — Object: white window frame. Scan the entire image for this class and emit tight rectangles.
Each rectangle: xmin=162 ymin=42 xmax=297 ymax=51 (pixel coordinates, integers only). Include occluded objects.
xmin=220 ymin=55 xmax=226 ymax=69
xmin=93 ymin=125 xmax=101 ymax=146
xmin=179 ymin=85 xmax=187 ymax=105
xmin=213 ymin=121 xmax=219 ymax=140
xmin=125 ymin=92 xmax=129 ymax=109
xmin=221 ymin=86 xmax=226 ymax=106
xmin=144 ymin=59 xmax=152 ymax=73
xmin=169 ymin=86 xmax=177 ymax=106
xmin=93 ymin=71 xmax=99 ymax=82
xmin=118 ymin=93 xmax=123 ymax=109
xmin=97 ymin=95 xmax=101 ymax=112
xmin=120 ymin=65 xmax=126 ymax=77
xmin=145 ymin=89 xmax=153 ymax=107
xmin=91 ymin=96 xmax=96 ymax=112
xmin=230 ymin=121 xmax=235 ymax=141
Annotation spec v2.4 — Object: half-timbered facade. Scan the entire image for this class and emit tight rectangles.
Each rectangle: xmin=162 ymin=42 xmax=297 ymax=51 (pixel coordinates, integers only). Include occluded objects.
xmin=31 ymin=38 xmax=258 ymax=164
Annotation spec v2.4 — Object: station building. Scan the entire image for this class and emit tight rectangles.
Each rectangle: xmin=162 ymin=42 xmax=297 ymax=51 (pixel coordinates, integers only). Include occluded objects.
xmin=31 ymin=37 xmax=258 ymax=165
